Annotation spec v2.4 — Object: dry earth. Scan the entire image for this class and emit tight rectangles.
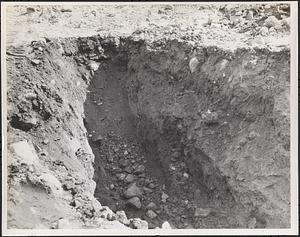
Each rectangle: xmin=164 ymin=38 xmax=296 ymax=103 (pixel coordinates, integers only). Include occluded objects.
xmin=4 ymin=3 xmax=291 ymax=230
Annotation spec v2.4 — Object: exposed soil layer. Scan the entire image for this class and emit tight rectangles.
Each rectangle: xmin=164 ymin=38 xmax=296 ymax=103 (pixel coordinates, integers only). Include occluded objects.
xmin=5 ymin=3 xmax=291 ymax=230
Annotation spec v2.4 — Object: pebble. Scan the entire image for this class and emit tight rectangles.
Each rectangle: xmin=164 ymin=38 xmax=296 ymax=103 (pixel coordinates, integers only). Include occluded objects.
xmin=194 ymin=207 xmax=211 ymax=217
xmin=134 ymin=165 xmax=145 ymax=174
xmin=126 ymin=197 xmax=142 ymax=209
xmin=189 ymin=57 xmax=200 ymax=73
xmin=130 ymin=218 xmax=148 ymax=229
xmin=31 ymin=59 xmax=41 ymax=65
xmin=161 ymin=221 xmax=172 ymax=229
xmin=92 ymin=134 xmax=103 ymax=142
xmin=146 ymin=210 xmax=157 ymax=219
xmin=183 ymin=173 xmax=189 ymax=179
xmin=124 ymin=174 xmax=135 ymax=183
xmin=42 ymin=139 xmax=49 ymax=145
xmin=115 ymin=211 xmax=130 ymax=225
xmin=264 ymin=16 xmax=280 ymax=28
xmin=124 ymin=183 xmax=142 ymax=198
xmin=146 ymin=202 xmax=157 ymax=210
xmin=143 ymin=187 xmax=153 ymax=193
xmin=246 ymin=11 xmax=253 ymax=20
xmin=161 ymin=192 xmax=169 ymax=203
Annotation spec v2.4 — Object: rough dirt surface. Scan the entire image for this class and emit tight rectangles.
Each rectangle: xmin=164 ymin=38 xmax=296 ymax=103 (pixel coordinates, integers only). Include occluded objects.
xmin=4 ymin=3 xmax=291 ymax=229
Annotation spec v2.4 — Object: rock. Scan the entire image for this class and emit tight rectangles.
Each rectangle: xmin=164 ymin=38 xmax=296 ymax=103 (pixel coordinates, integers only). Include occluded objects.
xmin=26 ymin=7 xmax=35 ymax=14
xmin=281 ymin=17 xmax=290 ymax=29
xmin=161 ymin=192 xmax=169 ymax=203
xmin=24 ymin=92 xmax=37 ymax=100
xmin=30 ymin=59 xmax=41 ymax=65
xmin=61 ymin=8 xmax=72 ymax=12
xmin=248 ymin=131 xmax=259 ymax=140
xmin=39 ymin=173 xmax=63 ymax=196
xmin=146 ymin=202 xmax=157 ymax=210
xmin=124 ymin=166 xmax=133 ymax=174
xmin=124 ymin=183 xmax=142 ymax=198
xmin=126 ymin=197 xmax=142 ymax=209
xmin=11 ymin=140 xmax=39 ymax=166
xmin=89 ymin=61 xmax=99 ymax=72
xmin=116 ymin=173 xmax=126 ymax=181
xmin=42 ymin=139 xmax=49 ymax=145
xmin=124 ymin=174 xmax=135 ymax=183
xmin=189 ymin=57 xmax=199 ymax=73
xmin=57 ymin=218 xmax=70 ymax=229
xmin=194 ymin=207 xmax=211 ymax=217
xmin=202 ymin=110 xmax=218 ymax=124
xmin=134 ymin=165 xmax=145 ymax=174
xmin=109 ymin=184 xmax=115 ymax=190
xmin=115 ymin=211 xmax=130 ymax=225
xmin=259 ymin=26 xmax=269 ymax=36
xmin=246 ymin=11 xmax=253 ymax=20
xmin=248 ymin=217 xmax=257 ymax=228
xmin=161 ymin=221 xmax=172 ymax=229
xmin=143 ymin=187 xmax=153 ymax=193
xmin=92 ymin=134 xmax=103 ymax=143
xmin=130 ymin=218 xmax=148 ymax=229
xmin=183 ymin=172 xmax=189 ymax=179
xmin=264 ymin=16 xmax=280 ymax=28
xmin=146 ymin=210 xmax=157 ymax=219
xmin=148 ymin=183 xmax=155 ymax=189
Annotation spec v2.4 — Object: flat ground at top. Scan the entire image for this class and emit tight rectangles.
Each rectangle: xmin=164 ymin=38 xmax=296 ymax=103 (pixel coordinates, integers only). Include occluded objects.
xmin=4 ymin=3 xmax=290 ymax=50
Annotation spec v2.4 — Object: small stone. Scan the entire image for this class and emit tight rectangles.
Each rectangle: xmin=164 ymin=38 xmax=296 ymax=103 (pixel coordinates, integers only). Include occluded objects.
xmin=124 ymin=150 xmax=129 ymax=155
xmin=110 ymin=184 xmax=115 ymax=190
xmin=146 ymin=210 xmax=157 ymax=219
xmin=124 ymin=183 xmax=142 ymax=198
xmin=116 ymin=173 xmax=126 ymax=181
xmin=248 ymin=131 xmax=259 ymax=140
xmin=130 ymin=218 xmax=148 ymax=229
xmin=31 ymin=59 xmax=41 ymax=65
xmin=259 ymin=26 xmax=269 ymax=36
xmin=143 ymin=187 xmax=153 ymax=193
xmin=42 ymin=139 xmax=49 ymax=145
xmin=246 ymin=11 xmax=253 ymax=20
xmin=89 ymin=61 xmax=99 ymax=72
xmin=146 ymin=202 xmax=157 ymax=210
xmin=57 ymin=218 xmax=70 ymax=229
xmin=61 ymin=8 xmax=72 ymax=12
xmin=148 ymin=183 xmax=155 ymax=189
xmin=194 ymin=207 xmax=211 ymax=217
xmin=24 ymin=92 xmax=37 ymax=100
xmin=115 ymin=211 xmax=130 ymax=225
xmin=161 ymin=192 xmax=169 ymax=203
xmin=248 ymin=217 xmax=257 ymax=228
xmin=124 ymin=166 xmax=133 ymax=173
xmin=126 ymin=197 xmax=142 ymax=209
xmin=124 ymin=174 xmax=135 ymax=184
xmin=264 ymin=16 xmax=279 ymax=28
xmin=134 ymin=165 xmax=145 ymax=174
xmin=183 ymin=172 xmax=189 ymax=179
xmin=189 ymin=57 xmax=199 ymax=73
xmin=161 ymin=221 xmax=172 ymax=229
xmin=92 ymin=134 xmax=103 ymax=143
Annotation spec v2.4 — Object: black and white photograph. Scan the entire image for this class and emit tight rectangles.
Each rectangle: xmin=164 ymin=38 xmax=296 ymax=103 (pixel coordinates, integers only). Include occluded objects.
xmin=1 ymin=1 xmax=298 ymax=236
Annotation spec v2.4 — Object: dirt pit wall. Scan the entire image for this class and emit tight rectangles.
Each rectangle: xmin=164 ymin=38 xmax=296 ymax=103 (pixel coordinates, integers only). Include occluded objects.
xmin=6 ymin=35 xmax=290 ymax=229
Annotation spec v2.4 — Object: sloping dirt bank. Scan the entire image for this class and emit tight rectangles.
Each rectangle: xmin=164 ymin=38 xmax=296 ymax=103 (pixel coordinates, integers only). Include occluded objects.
xmin=6 ymin=32 xmax=290 ymax=229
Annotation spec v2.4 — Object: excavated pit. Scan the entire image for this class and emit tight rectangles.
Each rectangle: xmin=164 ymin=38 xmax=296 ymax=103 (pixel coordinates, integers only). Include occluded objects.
xmin=83 ymin=47 xmax=242 ymax=229
xmin=80 ymin=37 xmax=290 ymax=229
